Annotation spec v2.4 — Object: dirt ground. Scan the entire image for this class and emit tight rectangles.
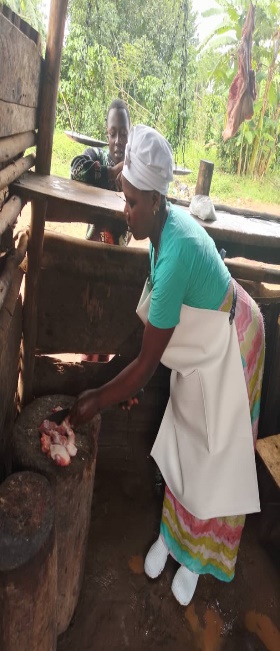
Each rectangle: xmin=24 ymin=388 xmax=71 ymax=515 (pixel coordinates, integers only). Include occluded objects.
xmin=18 ymin=197 xmax=280 ymax=650
xmin=55 ymin=442 xmax=280 ymax=651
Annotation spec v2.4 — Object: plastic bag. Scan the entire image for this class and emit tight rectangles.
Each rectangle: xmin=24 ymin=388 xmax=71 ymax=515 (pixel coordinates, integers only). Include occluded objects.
xmin=189 ymin=195 xmax=217 ymax=222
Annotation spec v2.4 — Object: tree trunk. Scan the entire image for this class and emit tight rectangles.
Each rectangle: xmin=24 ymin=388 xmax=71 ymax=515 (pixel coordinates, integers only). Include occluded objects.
xmin=248 ymin=33 xmax=280 ymax=176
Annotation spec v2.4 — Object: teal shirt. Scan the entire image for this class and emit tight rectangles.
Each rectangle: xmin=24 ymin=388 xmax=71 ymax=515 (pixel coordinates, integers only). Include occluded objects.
xmin=148 ymin=204 xmax=231 ymax=329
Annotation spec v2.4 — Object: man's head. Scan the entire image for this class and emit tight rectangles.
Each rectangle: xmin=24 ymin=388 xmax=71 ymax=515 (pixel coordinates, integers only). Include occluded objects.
xmin=106 ymin=99 xmax=130 ymax=164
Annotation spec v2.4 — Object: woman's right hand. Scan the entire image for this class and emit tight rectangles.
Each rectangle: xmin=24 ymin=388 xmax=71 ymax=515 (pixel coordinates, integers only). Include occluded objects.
xmin=69 ymin=389 xmax=100 ymax=427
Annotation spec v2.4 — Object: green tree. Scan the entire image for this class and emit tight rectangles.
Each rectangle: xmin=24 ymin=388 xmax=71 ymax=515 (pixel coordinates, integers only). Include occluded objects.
xmin=57 ymin=0 xmax=198 ymax=160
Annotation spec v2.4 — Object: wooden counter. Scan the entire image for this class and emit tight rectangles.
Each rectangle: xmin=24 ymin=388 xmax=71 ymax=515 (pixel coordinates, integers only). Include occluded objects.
xmin=13 ymin=171 xmax=280 ymax=263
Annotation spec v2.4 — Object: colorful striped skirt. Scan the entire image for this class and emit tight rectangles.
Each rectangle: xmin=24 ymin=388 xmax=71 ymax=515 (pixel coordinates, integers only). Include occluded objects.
xmin=160 ymin=281 xmax=265 ymax=582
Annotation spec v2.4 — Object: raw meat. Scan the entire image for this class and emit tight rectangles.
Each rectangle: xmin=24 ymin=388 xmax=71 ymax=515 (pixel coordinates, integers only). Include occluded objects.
xmin=39 ymin=407 xmax=77 ymax=466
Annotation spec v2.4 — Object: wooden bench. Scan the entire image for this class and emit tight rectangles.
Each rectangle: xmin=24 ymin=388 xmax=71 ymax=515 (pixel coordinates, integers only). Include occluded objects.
xmin=256 ymin=434 xmax=280 ymax=490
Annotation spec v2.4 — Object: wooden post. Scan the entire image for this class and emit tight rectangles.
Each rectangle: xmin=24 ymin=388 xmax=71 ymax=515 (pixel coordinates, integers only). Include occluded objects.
xmin=0 ymin=471 xmax=57 ymax=651
xmin=12 ymin=394 xmax=101 ymax=635
xmin=36 ymin=0 xmax=69 ymax=174
xmin=20 ymin=0 xmax=69 ymax=405
xmin=195 ymin=159 xmax=214 ymax=196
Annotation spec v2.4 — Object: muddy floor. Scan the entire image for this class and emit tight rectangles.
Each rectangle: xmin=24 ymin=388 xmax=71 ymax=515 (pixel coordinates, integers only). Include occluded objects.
xmin=56 ymin=436 xmax=280 ymax=651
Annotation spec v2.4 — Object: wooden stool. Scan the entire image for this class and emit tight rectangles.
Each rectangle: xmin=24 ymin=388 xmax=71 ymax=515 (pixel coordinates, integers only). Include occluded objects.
xmin=12 ymin=394 xmax=101 ymax=635
xmin=0 ymin=471 xmax=57 ymax=651
xmin=256 ymin=434 xmax=280 ymax=490
xmin=256 ymin=434 xmax=280 ymax=551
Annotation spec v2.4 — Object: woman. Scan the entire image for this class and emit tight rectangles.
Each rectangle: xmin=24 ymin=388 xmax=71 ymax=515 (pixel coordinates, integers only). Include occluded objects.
xmin=69 ymin=125 xmax=265 ymax=606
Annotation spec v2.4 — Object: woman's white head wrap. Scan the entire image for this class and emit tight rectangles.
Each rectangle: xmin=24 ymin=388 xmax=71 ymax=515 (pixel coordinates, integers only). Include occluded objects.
xmin=122 ymin=125 xmax=173 ymax=195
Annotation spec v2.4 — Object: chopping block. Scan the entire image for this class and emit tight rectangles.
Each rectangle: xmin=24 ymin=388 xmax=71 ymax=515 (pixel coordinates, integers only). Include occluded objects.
xmin=12 ymin=394 xmax=101 ymax=635
xmin=0 ymin=471 xmax=57 ymax=651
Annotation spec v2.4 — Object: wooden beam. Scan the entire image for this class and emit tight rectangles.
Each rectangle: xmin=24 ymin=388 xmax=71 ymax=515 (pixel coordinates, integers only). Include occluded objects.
xmin=225 ymin=258 xmax=280 ymax=284
xmin=0 ymin=13 xmax=42 ymax=107
xmin=33 ymin=354 xmax=135 ymax=397
xmin=36 ymin=233 xmax=148 ymax=355
xmin=195 ymin=160 xmax=214 ymax=196
xmin=0 ymin=270 xmax=23 ymax=454
xmin=0 ymin=131 xmax=36 ymax=164
xmin=36 ymin=0 xmax=69 ymax=174
xmin=0 ymin=268 xmax=23 ymax=353
xmin=0 ymin=4 xmax=41 ymax=46
xmin=20 ymin=199 xmax=47 ymax=404
xmin=0 ymin=186 xmax=9 ymax=211
xmin=0 ymin=100 xmax=37 ymax=138
xmin=42 ymin=230 xmax=148 ymax=278
xmin=20 ymin=0 xmax=69 ymax=405
xmin=0 ymin=154 xmax=35 ymax=191
xmin=0 ymin=231 xmax=28 ymax=310
xmin=0 ymin=195 xmax=22 ymax=235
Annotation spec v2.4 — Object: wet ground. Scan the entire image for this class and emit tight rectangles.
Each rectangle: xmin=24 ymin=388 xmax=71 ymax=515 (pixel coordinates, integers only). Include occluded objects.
xmin=57 ymin=437 xmax=280 ymax=651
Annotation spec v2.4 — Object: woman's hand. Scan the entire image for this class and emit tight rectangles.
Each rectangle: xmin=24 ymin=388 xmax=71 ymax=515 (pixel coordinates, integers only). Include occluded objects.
xmin=69 ymin=389 xmax=100 ymax=427
xmin=119 ymin=388 xmax=144 ymax=411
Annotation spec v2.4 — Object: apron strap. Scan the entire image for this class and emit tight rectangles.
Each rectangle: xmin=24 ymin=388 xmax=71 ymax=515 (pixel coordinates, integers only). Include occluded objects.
xmin=229 ymin=282 xmax=237 ymax=325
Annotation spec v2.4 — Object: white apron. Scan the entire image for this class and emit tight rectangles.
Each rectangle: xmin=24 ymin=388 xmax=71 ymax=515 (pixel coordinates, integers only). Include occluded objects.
xmin=136 ymin=279 xmax=260 ymax=520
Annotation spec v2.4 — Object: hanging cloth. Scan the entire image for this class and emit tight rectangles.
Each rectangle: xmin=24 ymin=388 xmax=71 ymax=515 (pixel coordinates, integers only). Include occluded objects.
xmin=136 ymin=279 xmax=260 ymax=520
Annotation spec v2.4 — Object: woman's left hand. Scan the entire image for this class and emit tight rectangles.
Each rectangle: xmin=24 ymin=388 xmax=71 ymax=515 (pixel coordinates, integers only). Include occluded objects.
xmin=69 ymin=389 xmax=100 ymax=427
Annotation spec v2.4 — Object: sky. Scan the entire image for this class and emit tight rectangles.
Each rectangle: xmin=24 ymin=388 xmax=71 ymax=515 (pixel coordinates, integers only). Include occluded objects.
xmin=43 ymin=0 xmax=221 ymax=43
xmin=193 ymin=0 xmax=220 ymax=42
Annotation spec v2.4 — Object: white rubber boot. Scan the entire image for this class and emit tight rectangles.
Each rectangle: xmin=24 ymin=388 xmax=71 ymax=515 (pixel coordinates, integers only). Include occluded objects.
xmin=144 ymin=535 xmax=169 ymax=579
xmin=171 ymin=565 xmax=199 ymax=606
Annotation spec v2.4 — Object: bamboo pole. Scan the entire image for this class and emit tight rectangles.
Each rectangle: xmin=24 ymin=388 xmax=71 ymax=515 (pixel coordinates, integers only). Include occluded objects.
xmin=0 ymin=154 xmax=35 ymax=192
xmin=20 ymin=0 xmax=69 ymax=405
xmin=0 ymin=195 xmax=22 ymax=235
xmin=0 ymin=131 xmax=36 ymax=165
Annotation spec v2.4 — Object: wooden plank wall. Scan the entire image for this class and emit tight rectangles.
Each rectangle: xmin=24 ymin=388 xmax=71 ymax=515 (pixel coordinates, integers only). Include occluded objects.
xmin=37 ymin=232 xmax=149 ymax=355
xmin=33 ymin=231 xmax=280 ymax=444
xmin=0 ymin=6 xmax=41 ymax=475
xmin=0 ymin=7 xmax=42 ymax=137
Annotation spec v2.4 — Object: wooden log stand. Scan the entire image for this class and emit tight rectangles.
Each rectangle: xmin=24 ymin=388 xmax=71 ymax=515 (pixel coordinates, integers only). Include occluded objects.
xmin=12 ymin=394 xmax=101 ymax=635
xmin=0 ymin=471 xmax=57 ymax=651
xmin=256 ymin=435 xmax=280 ymax=552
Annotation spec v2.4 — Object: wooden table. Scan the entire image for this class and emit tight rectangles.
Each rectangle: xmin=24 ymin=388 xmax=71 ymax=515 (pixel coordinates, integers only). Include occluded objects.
xmin=13 ymin=171 xmax=280 ymax=263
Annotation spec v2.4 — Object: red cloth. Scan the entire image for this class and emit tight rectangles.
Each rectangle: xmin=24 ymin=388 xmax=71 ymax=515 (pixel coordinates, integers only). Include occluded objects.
xmin=223 ymin=2 xmax=256 ymax=142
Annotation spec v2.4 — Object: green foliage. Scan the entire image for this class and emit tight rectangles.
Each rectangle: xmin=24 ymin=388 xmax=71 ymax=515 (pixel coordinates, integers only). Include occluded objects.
xmin=52 ymin=130 xmax=280 ymax=209
xmin=50 ymin=131 xmax=84 ymax=177
xmin=198 ymin=0 xmax=280 ymax=177
xmin=57 ymin=0 xmax=198 ymax=159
